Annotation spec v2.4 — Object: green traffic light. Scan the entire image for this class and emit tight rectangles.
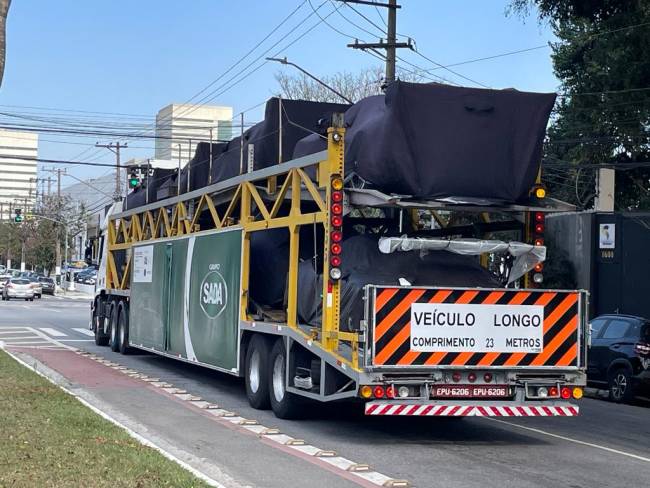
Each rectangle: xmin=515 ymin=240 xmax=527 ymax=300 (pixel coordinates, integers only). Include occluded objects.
xmin=14 ymin=216 xmax=23 ymax=223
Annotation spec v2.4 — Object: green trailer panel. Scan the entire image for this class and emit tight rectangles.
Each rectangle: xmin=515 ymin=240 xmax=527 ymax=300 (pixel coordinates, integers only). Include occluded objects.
xmin=129 ymin=228 xmax=242 ymax=372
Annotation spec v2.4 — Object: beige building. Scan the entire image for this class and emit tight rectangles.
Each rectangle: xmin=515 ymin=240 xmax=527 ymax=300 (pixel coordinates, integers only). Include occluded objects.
xmin=154 ymin=103 xmax=233 ymax=167
xmin=0 ymin=129 xmax=38 ymax=221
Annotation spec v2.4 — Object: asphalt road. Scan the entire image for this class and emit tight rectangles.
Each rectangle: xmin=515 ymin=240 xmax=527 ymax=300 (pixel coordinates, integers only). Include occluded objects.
xmin=2 ymin=296 xmax=649 ymax=488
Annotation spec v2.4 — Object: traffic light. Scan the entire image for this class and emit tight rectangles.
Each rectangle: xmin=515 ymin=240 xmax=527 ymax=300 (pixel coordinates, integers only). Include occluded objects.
xmin=14 ymin=208 xmax=23 ymax=223
xmin=128 ymin=170 xmax=139 ymax=189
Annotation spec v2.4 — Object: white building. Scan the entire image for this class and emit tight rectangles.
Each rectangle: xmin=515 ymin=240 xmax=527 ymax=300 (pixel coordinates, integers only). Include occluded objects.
xmin=154 ymin=103 xmax=233 ymax=167
xmin=0 ymin=129 xmax=38 ymax=221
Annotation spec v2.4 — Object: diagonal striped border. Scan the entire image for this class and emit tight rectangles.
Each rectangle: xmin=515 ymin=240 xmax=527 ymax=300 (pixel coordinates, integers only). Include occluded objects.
xmin=372 ymin=288 xmax=580 ymax=368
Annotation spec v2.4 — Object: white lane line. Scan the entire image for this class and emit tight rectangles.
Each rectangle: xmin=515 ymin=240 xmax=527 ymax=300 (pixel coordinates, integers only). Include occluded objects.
xmin=59 ymin=339 xmax=94 ymax=342
xmin=39 ymin=327 xmax=67 ymax=337
xmin=0 ymin=336 xmax=41 ymax=341
xmin=42 ymin=308 xmax=62 ymax=313
xmin=72 ymin=328 xmax=95 ymax=337
xmin=3 ymin=341 xmax=52 ymax=345
xmin=484 ymin=418 xmax=650 ymax=463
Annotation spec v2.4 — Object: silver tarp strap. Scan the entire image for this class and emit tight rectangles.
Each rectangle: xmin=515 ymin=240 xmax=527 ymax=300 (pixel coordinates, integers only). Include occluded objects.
xmin=377 ymin=237 xmax=546 ymax=284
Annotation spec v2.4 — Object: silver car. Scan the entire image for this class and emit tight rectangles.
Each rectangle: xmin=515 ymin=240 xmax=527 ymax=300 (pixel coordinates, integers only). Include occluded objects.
xmin=2 ymin=278 xmax=35 ymax=301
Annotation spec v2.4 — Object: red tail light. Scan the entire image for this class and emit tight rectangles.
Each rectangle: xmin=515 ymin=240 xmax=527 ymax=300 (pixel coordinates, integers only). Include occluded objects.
xmin=483 ymin=373 xmax=493 ymax=383
xmin=534 ymin=263 xmax=544 ymax=272
xmin=560 ymin=387 xmax=571 ymax=399
xmin=331 ymin=243 xmax=342 ymax=255
xmin=467 ymin=373 xmax=477 ymax=383
xmin=549 ymin=386 xmax=559 ymax=397
xmin=534 ymin=223 xmax=545 ymax=233
xmin=331 ymin=215 xmax=343 ymax=227
xmin=331 ymin=190 xmax=343 ymax=203
xmin=331 ymin=230 xmax=343 ymax=243
xmin=534 ymin=238 xmax=544 ymax=246
xmin=331 ymin=203 xmax=343 ymax=215
xmin=386 ymin=386 xmax=396 ymax=399
xmin=535 ymin=212 xmax=544 ymax=223
xmin=373 ymin=386 xmax=385 ymax=398
xmin=452 ymin=372 xmax=462 ymax=383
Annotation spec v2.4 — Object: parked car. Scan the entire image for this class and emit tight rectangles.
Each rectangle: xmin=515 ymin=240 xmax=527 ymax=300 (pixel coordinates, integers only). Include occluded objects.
xmin=38 ymin=276 xmax=56 ymax=295
xmin=74 ymin=269 xmax=97 ymax=284
xmin=26 ymin=276 xmax=43 ymax=299
xmin=588 ymin=314 xmax=650 ymax=402
xmin=2 ymin=278 xmax=35 ymax=301
xmin=0 ymin=274 xmax=11 ymax=293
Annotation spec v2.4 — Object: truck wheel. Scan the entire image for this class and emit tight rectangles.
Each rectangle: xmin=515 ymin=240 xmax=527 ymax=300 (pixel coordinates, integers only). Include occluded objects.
xmin=94 ymin=303 xmax=109 ymax=346
xmin=109 ymin=301 xmax=120 ymax=352
xmin=608 ymin=366 xmax=634 ymax=403
xmin=117 ymin=302 xmax=131 ymax=355
xmin=245 ymin=335 xmax=271 ymax=410
xmin=269 ymin=339 xmax=303 ymax=419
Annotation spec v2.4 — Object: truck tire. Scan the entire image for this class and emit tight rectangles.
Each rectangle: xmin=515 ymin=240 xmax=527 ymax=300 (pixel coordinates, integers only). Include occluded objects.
xmin=117 ymin=302 xmax=131 ymax=355
xmin=109 ymin=300 xmax=120 ymax=352
xmin=94 ymin=302 xmax=109 ymax=346
xmin=268 ymin=339 xmax=303 ymax=419
xmin=608 ymin=366 xmax=634 ymax=403
xmin=245 ymin=335 xmax=271 ymax=410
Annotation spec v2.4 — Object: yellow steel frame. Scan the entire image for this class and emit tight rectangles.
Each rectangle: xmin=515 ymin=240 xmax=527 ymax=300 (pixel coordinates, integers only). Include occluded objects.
xmin=107 ymin=125 xmax=361 ymax=370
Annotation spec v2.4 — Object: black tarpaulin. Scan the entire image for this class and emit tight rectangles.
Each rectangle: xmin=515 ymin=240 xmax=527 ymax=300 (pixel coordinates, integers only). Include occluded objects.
xmin=296 ymin=235 xmax=500 ymax=331
xmin=208 ymin=98 xmax=349 ymax=184
xmin=294 ymin=81 xmax=556 ymax=202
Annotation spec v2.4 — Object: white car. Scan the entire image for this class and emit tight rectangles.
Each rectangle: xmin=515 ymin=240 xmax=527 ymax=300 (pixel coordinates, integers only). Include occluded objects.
xmin=2 ymin=278 xmax=35 ymax=301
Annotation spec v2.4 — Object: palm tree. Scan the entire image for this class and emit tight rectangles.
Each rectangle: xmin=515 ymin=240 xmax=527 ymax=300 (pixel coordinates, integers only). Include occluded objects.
xmin=0 ymin=0 xmax=11 ymax=88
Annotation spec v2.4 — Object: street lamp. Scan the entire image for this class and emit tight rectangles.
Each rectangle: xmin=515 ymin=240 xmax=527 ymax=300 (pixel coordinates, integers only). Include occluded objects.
xmin=266 ymin=57 xmax=354 ymax=104
xmin=31 ymin=213 xmax=81 ymax=293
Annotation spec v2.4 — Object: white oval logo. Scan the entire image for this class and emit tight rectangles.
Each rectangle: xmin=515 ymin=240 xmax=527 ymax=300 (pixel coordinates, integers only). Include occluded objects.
xmin=199 ymin=270 xmax=228 ymax=319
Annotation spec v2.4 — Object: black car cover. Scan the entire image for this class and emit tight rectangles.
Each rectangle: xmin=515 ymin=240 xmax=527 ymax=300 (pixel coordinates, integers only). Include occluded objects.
xmin=294 ymin=81 xmax=556 ymax=202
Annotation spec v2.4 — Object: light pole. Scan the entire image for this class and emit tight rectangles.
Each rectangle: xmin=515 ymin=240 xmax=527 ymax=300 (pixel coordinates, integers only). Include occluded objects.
xmin=32 ymin=214 xmax=76 ymax=292
xmin=266 ymin=57 xmax=353 ymax=104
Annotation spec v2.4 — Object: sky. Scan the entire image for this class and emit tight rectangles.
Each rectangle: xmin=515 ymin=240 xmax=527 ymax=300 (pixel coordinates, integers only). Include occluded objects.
xmin=1 ymin=0 xmax=557 ymax=186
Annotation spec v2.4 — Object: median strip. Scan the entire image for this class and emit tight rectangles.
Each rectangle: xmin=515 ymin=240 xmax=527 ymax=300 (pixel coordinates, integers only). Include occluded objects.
xmin=0 ymin=348 xmax=216 ymax=487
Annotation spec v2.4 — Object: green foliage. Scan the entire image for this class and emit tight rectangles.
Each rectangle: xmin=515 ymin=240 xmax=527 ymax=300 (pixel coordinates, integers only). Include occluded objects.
xmin=0 ymin=194 xmax=87 ymax=273
xmin=511 ymin=0 xmax=650 ymax=210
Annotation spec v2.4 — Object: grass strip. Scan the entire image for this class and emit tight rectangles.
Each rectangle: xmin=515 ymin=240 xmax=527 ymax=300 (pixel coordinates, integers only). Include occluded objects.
xmin=0 ymin=349 xmax=211 ymax=487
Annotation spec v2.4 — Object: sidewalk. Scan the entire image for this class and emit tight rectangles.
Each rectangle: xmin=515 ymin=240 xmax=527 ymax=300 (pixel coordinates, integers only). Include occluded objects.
xmin=54 ymin=289 xmax=94 ymax=300
xmin=3 ymin=345 xmax=385 ymax=488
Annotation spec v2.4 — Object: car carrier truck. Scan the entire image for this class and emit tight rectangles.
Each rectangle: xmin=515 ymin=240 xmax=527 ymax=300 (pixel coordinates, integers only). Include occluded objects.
xmin=90 ymin=83 xmax=587 ymax=419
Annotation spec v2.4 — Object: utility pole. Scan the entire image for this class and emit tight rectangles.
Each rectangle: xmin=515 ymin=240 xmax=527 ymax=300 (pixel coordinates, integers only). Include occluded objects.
xmin=96 ymin=142 xmax=127 ymax=201
xmin=338 ymin=0 xmax=412 ymax=85
xmin=595 ymin=167 xmax=615 ymax=212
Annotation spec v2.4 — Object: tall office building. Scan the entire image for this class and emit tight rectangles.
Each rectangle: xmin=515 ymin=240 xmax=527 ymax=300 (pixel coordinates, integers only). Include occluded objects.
xmin=154 ymin=103 xmax=233 ymax=167
xmin=0 ymin=129 xmax=38 ymax=221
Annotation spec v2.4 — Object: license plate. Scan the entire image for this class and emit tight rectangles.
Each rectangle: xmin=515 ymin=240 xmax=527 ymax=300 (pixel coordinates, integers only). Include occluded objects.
xmin=431 ymin=385 xmax=511 ymax=398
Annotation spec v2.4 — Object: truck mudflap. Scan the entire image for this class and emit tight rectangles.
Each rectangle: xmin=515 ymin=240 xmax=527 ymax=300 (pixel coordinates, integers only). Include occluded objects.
xmin=364 ymin=401 xmax=579 ymax=417
xmin=368 ymin=287 xmax=587 ymax=369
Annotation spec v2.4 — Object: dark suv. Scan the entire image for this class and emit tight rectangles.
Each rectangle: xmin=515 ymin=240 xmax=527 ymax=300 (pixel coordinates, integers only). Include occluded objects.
xmin=588 ymin=314 xmax=650 ymax=402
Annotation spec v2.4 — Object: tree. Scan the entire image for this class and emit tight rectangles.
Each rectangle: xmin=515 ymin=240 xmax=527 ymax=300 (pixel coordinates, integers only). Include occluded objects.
xmin=510 ymin=0 xmax=650 ymax=210
xmin=274 ymin=66 xmax=421 ymax=103
xmin=0 ymin=0 xmax=10 ymax=87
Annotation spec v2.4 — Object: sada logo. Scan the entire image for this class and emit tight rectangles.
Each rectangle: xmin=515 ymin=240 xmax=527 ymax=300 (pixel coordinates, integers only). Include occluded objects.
xmin=199 ymin=268 xmax=228 ymax=319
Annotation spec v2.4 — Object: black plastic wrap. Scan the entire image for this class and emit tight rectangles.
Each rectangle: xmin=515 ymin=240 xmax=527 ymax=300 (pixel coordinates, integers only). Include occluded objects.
xmin=294 ymin=81 xmax=556 ymax=202
xmin=297 ymin=235 xmax=500 ymax=331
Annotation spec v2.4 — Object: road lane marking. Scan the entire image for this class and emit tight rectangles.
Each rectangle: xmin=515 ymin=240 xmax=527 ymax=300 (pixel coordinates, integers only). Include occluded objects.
xmin=72 ymin=328 xmax=95 ymax=337
xmin=484 ymin=418 xmax=650 ymax=463
xmin=39 ymin=328 xmax=67 ymax=337
xmin=59 ymin=339 xmax=94 ymax=342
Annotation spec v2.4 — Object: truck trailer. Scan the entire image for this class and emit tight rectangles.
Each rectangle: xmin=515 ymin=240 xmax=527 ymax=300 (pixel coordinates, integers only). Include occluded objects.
xmin=91 ymin=84 xmax=587 ymax=419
